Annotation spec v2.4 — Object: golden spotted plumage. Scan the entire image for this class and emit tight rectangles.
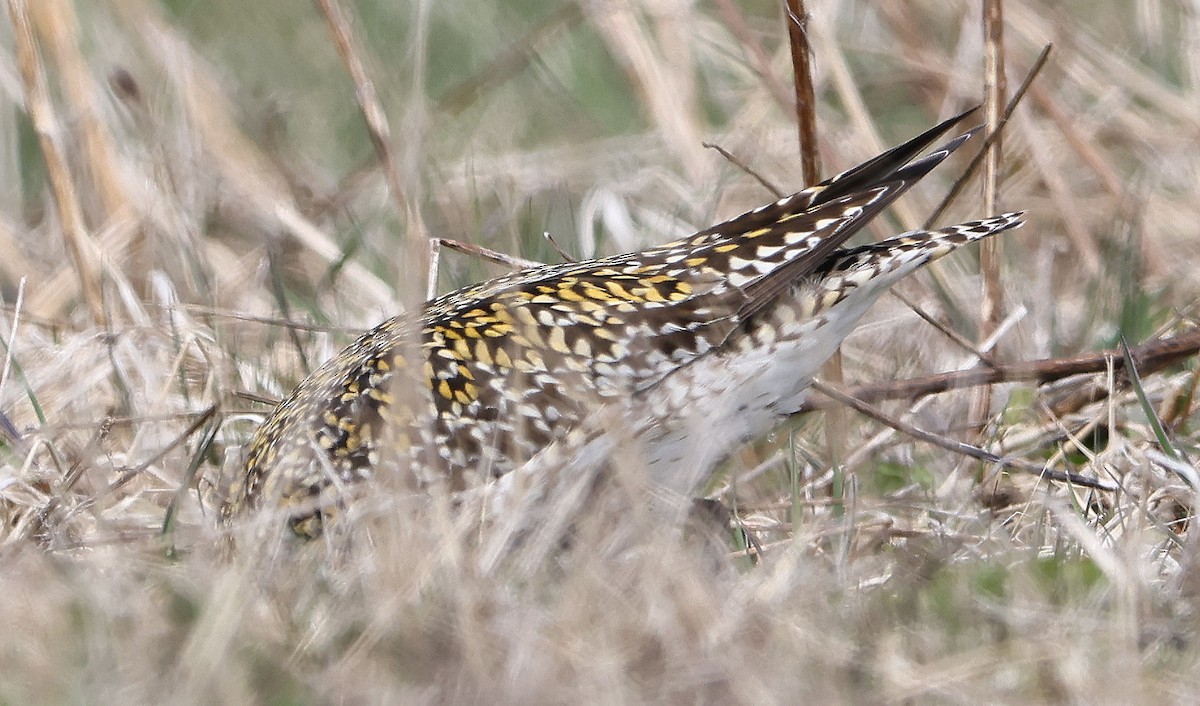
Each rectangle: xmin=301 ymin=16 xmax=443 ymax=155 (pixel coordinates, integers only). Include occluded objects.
xmin=224 ymin=108 xmax=1024 ymax=536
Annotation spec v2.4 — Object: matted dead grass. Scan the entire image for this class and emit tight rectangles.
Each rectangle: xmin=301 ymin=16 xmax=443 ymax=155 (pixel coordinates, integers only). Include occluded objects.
xmin=1 ymin=0 xmax=1199 ymax=702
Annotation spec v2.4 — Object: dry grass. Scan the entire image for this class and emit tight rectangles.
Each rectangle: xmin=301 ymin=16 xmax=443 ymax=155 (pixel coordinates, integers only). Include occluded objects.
xmin=1 ymin=0 xmax=1200 ymax=702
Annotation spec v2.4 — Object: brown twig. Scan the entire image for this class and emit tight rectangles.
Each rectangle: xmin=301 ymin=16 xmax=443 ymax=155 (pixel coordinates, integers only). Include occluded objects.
xmin=966 ymin=0 xmax=1010 ymax=440
xmin=925 ymin=43 xmax=1051 ymax=229
xmin=436 ymin=238 xmax=545 ymax=271
xmin=810 ymin=380 xmax=1114 ymax=491
xmin=890 ymin=288 xmax=998 ymax=367
xmin=542 ymin=231 xmax=577 ymax=263
xmin=701 ymin=142 xmax=786 ymax=199
xmin=796 ymin=328 xmax=1200 ymax=413
xmin=783 ymin=0 xmax=821 ymax=186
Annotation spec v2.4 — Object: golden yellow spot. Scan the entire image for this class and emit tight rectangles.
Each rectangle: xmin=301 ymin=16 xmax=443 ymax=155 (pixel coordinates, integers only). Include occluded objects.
xmin=376 ymin=358 xmax=391 ymax=372
xmin=584 ymin=285 xmax=615 ymax=301
xmin=463 ymin=382 xmax=478 ymax=399
xmin=714 ymin=243 xmax=739 ymax=253
xmin=495 ymin=347 xmax=513 ymax=368
xmin=454 ymin=390 xmax=471 ymax=405
xmin=475 ymin=340 xmax=494 ymax=366
xmin=557 ymin=286 xmax=585 ymax=302
xmin=640 ymin=286 xmax=667 ymax=303
xmin=453 ymin=337 xmax=471 ymax=359
xmin=684 ymin=257 xmax=707 ymax=267
xmin=606 ymin=281 xmax=642 ymax=301
xmin=437 ymin=380 xmax=452 ymax=400
xmin=743 ymin=228 xmax=771 ymax=238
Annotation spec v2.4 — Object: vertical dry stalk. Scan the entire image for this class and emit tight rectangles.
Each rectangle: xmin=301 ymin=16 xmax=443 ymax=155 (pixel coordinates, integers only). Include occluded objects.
xmin=784 ymin=1 xmax=845 ymax=506
xmin=785 ymin=0 xmax=821 ymax=186
xmin=969 ymin=0 xmax=1008 ymax=438
xmin=315 ymin=0 xmax=428 ymax=303
xmin=7 ymin=0 xmax=106 ymax=323
xmin=33 ymin=0 xmax=139 ymax=266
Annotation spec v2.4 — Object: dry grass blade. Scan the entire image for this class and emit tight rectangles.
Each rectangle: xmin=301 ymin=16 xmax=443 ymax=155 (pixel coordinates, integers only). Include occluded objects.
xmin=315 ymin=0 xmax=428 ymax=301
xmin=966 ymin=0 xmax=1010 ymax=443
xmin=7 ymin=0 xmax=105 ymax=323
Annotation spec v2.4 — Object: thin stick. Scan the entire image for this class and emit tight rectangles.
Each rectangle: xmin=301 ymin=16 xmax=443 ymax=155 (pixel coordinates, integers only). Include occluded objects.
xmin=7 ymin=0 xmax=105 ymax=323
xmin=925 ymin=43 xmax=1050 ymax=229
xmin=890 ymin=288 xmax=998 ymax=367
xmin=542 ymin=232 xmax=577 ymax=263
xmin=967 ymin=0 xmax=1010 ymax=440
xmin=436 ymin=238 xmax=545 ymax=271
xmin=102 ymin=405 xmax=218 ymax=496
xmin=702 ymin=142 xmax=786 ymax=199
xmin=784 ymin=0 xmax=821 ymax=186
xmin=979 ymin=0 xmax=1008 ymax=329
xmin=810 ymin=380 xmax=1114 ymax=491
xmin=796 ymin=328 xmax=1200 ymax=413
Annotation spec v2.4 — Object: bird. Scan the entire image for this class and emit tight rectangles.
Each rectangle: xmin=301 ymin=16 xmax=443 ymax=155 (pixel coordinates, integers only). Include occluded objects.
xmin=222 ymin=107 xmax=1023 ymax=537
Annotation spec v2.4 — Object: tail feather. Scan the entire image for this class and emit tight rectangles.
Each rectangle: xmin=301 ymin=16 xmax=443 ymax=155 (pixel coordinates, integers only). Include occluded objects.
xmin=698 ymin=105 xmax=980 ymax=239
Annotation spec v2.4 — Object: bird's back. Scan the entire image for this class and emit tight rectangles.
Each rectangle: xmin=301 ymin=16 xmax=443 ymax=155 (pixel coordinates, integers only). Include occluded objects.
xmin=225 ymin=108 xmax=1023 ymax=535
